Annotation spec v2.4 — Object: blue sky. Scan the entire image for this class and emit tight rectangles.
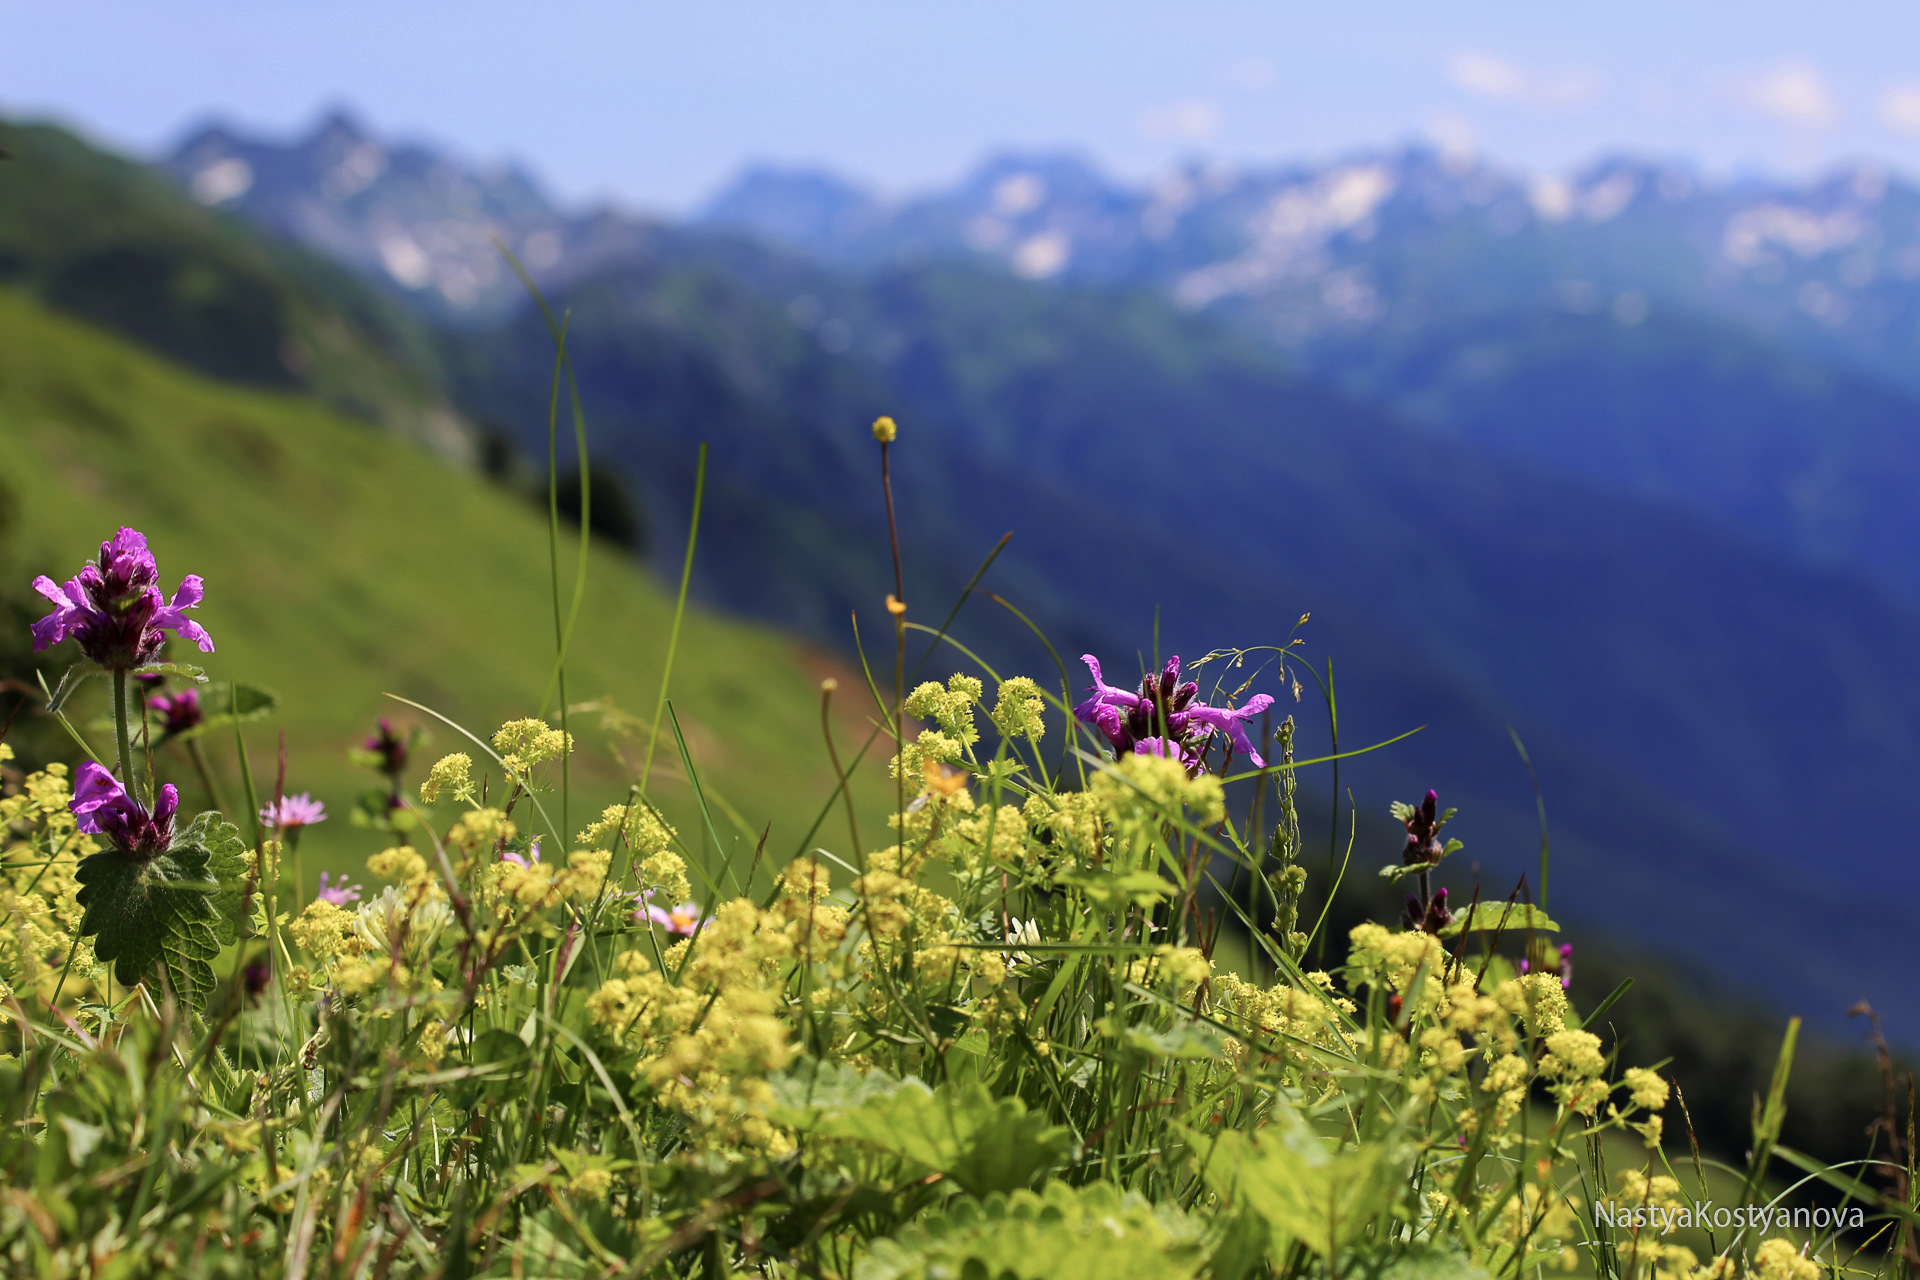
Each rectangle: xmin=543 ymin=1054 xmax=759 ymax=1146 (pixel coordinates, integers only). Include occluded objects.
xmin=7 ymin=0 xmax=1920 ymax=212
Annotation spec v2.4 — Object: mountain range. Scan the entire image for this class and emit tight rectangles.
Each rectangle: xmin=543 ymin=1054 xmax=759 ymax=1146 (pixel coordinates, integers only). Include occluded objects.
xmin=11 ymin=110 xmax=1920 ymax=1039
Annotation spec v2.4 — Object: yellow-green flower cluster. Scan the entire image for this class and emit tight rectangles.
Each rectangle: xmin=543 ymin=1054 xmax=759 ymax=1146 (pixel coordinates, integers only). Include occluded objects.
xmin=989 ymin=676 xmax=1047 ymax=741
xmin=491 ymin=717 xmax=573 ymax=777
xmin=0 ymin=761 xmax=101 ymax=1002
xmin=577 ymin=800 xmax=675 ymax=858
xmin=895 ymin=674 xmax=983 ymax=778
xmin=587 ymin=899 xmax=799 ymax=1156
xmin=1092 ymin=753 xmax=1224 ymax=863
xmin=420 ymin=752 xmax=475 ymax=804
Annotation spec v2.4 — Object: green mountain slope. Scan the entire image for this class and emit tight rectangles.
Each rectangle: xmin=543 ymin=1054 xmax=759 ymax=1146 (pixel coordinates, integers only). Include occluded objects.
xmin=0 ymin=118 xmax=468 ymax=458
xmin=0 ymin=285 xmax=890 ymax=879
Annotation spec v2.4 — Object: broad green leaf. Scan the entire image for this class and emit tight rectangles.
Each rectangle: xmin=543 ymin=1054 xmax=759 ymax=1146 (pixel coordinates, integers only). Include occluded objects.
xmin=173 ymin=811 xmax=253 ymax=945
xmin=1199 ymin=1116 xmax=1409 ymax=1261
xmin=1056 ymin=867 xmax=1173 ymax=910
xmin=1380 ymin=1248 xmax=1493 ymax=1280
xmin=165 ymin=681 xmax=278 ymax=745
xmin=1108 ymin=1018 xmax=1228 ymax=1062
xmin=768 ymin=1059 xmax=925 ymax=1124
xmin=75 ymin=841 xmax=220 ymax=1010
xmin=821 ymin=1081 xmax=1072 ymax=1196
xmin=1438 ymin=904 xmax=1558 ymax=936
xmin=855 ymin=1183 xmax=1205 ymax=1280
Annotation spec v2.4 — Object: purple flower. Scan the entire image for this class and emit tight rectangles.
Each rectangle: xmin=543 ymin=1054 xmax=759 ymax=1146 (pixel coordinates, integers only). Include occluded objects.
xmin=149 ymin=688 xmax=203 ymax=736
xmin=1404 ymin=885 xmax=1453 ymax=933
xmin=316 ymin=871 xmax=362 ymax=906
xmin=242 ymin=956 xmax=273 ymax=1001
xmin=1401 ymin=790 xmax=1445 ymax=866
xmin=1522 ymin=943 xmax=1574 ymax=990
xmin=1073 ymin=654 xmax=1275 ymax=769
xmin=363 ymin=718 xmax=409 ymax=776
xmin=31 ymin=528 xmax=213 ymax=668
xmin=1173 ymin=698 xmax=1275 ymax=767
xmin=641 ymin=901 xmax=703 ymax=936
xmin=501 ymin=838 xmax=541 ymax=868
xmin=260 ymin=793 xmax=327 ymax=831
xmin=69 ymin=761 xmax=177 ymax=856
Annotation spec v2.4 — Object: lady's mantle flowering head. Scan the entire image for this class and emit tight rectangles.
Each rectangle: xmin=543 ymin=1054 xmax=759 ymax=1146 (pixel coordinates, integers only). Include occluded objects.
xmin=316 ymin=871 xmax=363 ymax=906
xmin=1073 ymin=654 xmax=1273 ymax=770
xmin=261 ymin=793 xmax=328 ymax=832
xmin=70 ymin=761 xmax=177 ymax=856
xmin=31 ymin=527 xmax=213 ymax=668
xmin=149 ymin=688 xmax=203 ymax=736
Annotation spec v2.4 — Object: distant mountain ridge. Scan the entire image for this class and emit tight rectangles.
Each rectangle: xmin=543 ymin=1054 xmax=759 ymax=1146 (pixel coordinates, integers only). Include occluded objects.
xmin=166 ymin=110 xmax=666 ymax=319
xmin=700 ymin=146 xmax=1920 ymax=386
xmin=144 ymin=112 xmax=1920 ymax=1038
xmin=705 ymin=148 xmax=1920 ymax=607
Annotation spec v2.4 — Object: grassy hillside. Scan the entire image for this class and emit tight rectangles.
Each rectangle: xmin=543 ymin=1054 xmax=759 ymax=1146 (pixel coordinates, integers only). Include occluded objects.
xmin=0 ymin=284 xmax=893 ymax=881
xmin=0 ymin=118 xmax=467 ymax=458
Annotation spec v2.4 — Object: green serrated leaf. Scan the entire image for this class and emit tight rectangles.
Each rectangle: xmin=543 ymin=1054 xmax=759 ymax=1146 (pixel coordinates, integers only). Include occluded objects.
xmin=173 ymin=811 xmax=252 ymax=945
xmin=821 ymin=1081 xmax=1072 ymax=1196
xmin=1438 ymin=903 xmax=1559 ymax=937
xmin=75 ymin=842 xmax=221 ymax=1009
xmin=768 ymin=1059 xmax=925 ymax=1126
xmin=162 ymin=682 xmax=278 ymax=747
xmin=1198 ymin=1118 xmax=1408 ymax=1262
xmin=856 ymin=1182 xmax=1204 ymax=1280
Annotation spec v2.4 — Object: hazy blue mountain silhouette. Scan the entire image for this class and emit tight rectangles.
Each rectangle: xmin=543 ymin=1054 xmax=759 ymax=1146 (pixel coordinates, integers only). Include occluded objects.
xmin=158 ymin=114 xmax=1920 ymax=1038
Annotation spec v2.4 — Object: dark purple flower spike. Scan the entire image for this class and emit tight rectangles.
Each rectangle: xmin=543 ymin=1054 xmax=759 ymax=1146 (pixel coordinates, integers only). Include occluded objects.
xmin=69 ymin=761 xmax=178 ymax=857
xmin=32 ymin=528 xmax=213 ymax=668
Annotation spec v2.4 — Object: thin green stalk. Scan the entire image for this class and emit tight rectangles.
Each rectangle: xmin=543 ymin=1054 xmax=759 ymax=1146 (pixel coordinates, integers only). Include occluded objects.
xmin=820 ymin=679 xmax=861 ymax=859
xmin=111 ymin=667 xmax=134 ymax=788
xmin=641 ymin=442 xmax=707 ymax=792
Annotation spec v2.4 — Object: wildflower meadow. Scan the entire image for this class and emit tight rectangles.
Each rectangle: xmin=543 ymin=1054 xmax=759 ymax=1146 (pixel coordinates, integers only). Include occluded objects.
xmin=0 ymin=344 xmax=1912 ymax=1280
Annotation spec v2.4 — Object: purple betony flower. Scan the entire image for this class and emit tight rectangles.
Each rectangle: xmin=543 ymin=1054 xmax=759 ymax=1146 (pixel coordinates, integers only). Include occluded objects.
xmin=316 ymin=872 xmax=363 ymax=907
xmin=69 ymin=761 xmax=177 ymax=857
xmin=1521 ymin=943 xmax=1575 ymax=990
xmin=260 ymin=793 xmax=328 ymax=832
xmin=364 ymin=718 xmax=409 ymax=776
xmin=32 ymin=527 xmax=213 ymax=668
xmin=1401 ymin=789 xmax=1445 ymax=866
xmin=149 ymin=688 xmax=203 ymax=736
xmin=1073 ymin=654 xmax=1275 ymax=770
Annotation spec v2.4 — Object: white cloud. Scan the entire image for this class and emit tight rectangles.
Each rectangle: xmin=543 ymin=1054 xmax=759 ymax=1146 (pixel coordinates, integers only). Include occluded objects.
xmin=1137 ymin=98 xmax=1220 ymax=142
xmin=1447 ymin=52 xmax=1601 ymax=108
xmin=1880 ymin=84 xmax=1920 ymax=136
xmin=1740 ymin=64 xmax=1840 ymax=128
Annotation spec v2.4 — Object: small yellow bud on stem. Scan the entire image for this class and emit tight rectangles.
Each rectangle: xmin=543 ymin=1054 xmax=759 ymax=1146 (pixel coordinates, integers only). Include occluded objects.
xmin=871 ymin=415 xmax=898 ymax=443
